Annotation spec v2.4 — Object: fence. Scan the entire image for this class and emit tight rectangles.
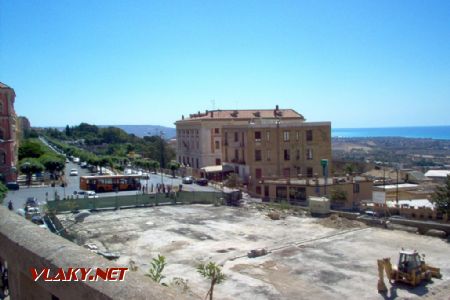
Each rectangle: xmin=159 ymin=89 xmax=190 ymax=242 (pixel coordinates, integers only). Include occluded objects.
xmin=46 ymin=191 xmax=224 ymax=213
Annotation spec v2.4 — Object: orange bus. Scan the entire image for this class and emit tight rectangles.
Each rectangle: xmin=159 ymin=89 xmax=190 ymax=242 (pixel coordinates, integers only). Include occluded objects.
xmin=79 ymin=175 xmax=142 ymax=193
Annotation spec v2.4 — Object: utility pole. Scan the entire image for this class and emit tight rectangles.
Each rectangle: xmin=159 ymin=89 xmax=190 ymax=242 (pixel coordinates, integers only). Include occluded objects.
xmin=160 ymin=131 xmax=165 ymax=185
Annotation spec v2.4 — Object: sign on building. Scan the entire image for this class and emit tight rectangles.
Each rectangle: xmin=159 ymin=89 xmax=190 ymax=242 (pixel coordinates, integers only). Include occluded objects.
xmin=372 ymin=191 xmax=386 ymax=204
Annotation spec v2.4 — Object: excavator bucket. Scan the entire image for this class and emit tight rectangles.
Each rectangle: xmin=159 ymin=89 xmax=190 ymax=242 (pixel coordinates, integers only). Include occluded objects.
xmin=377 ymin=259 xmax=388 ymax=293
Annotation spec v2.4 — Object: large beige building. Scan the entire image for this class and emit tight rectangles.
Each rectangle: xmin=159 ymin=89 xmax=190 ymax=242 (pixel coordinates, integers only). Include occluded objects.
xmin=175 ymin=106 xmax=332 ymax=195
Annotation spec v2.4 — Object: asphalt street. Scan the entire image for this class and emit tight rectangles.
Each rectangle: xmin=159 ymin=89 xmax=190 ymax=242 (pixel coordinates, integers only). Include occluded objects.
xmin=3 ymin=161 xmax=218 ymax=211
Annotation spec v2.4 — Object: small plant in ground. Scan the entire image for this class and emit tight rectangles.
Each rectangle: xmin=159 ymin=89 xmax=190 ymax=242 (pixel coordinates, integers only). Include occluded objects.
xmin=129 ymin=259 xmax=138 ymax=272
xmin=146 ymin=254 xmax=167 ymax=286
xmin=197 ymin=261 xmax=226 ymax=300
xmin=170 ymin=277 xmax=190 ymax=293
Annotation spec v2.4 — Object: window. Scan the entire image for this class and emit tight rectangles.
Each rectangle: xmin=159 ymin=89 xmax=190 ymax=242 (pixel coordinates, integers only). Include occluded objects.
xmin=178 ymin=156 xmax=181 ymax=163
xmin=283 ymin=131 xmax=290 ymax=142
xmin=307 ymin=149 xmax=313 ymax=160
xmin=196 ymin=158 xmax=199 ymax=169
xmin=215 ymin=140 xmax=220 ymax=150
xmin=255 ymin=131 xmax=261 ymax=142
xmin=234 ymin=149 xmax=239 ymax=161
xmin=353 ymin=183 xmax=360 ymax=193
xmin=214 ymin=128 xmax=220 ymax=134
xmin=234 ymin=132 xmax=239 ymax=142
xmin=296 ymin=149 xmax=300 ymax=160
xmin=284 ymin=149 xmax=290 ymax=161
xmin=0 ymin=151 xmax=5 ymax=165
xmin=224 ymin=132 xmax=228 ymax=144
xmin=255 ymin=150 xmax=262 ymax=161
xmin=296 ymin=131 xmax=300 ymax=141
xmin=267 ymin=150 xmax=271 ymax=161
xmin=306 ymin=130 xmax=313 ymax=141
xmin=307 ymin=167 xmax=313 ymax=178
xmin=266 ymin=131 xmax=270 ymax=142
xmin=255 ymin=168 xmax=262 ymax=179
xmin=215 ymin=158 xmax=221 ymax=165
xmin=264 ymin=185 xmax=269 ymax=197
xmin=0 ymin=128 xmax=4 ymax=140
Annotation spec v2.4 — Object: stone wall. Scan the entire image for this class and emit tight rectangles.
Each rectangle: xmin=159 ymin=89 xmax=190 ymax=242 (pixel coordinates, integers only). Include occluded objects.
xmin=0 ymin=206 xmax=186 ymax=299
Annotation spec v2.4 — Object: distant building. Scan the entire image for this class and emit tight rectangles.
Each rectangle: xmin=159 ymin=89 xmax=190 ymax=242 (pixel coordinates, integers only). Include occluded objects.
xmin=175 ymin=106 xmax=332 ymax=196
xmin=424 ymin=170 xmax=450 ymax=183
xmin=0 ymin=82 xmax=18 ymax=182
xmin=261 ymin=176 xmax=372 ymax=210
xmin=175 ymin=106 xmax=306 ymax=169
xmin=18 ymin=116 xmax=31 ymax=132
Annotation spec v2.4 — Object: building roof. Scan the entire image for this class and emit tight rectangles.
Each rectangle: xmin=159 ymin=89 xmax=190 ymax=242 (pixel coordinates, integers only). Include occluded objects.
xmin=0 ymin=82 xmax=11 ymax=89
xmin=178 ymin=108 xmax=304 ymax=122
xmin=386 ymin=199 xmax=434 ymax=209
xmin=373 ymin=183 xmax=418 ymax=191
xmin=406 ymin=170 xmax=430 ymax=181
xmin=425 ymin=170 xmax=450 ymax=178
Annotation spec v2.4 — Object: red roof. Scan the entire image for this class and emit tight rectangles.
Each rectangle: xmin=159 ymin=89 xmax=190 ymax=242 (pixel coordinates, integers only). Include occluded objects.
xmin=180 ymin=108 xmax=304 ymax=121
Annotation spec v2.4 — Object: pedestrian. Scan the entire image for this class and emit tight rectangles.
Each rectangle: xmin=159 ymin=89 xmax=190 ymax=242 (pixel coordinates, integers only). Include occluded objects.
xmin=7 ymin=201 xmax=13 ymax=211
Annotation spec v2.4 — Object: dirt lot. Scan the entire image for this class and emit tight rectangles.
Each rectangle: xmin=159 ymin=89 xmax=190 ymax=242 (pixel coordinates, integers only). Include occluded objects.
xmin=60 ymin=205 xmax=450 ymax=300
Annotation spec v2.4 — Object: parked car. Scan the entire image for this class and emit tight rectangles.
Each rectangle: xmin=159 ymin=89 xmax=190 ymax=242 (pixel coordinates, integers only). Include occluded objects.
xmin=70 ymin=169 xmax=79 ymax=176
xmin=25 ymin=197 xmax=38 ymax=208
xmin=195 ymin=178 xmax=208 ymax=186
xmin=73 ymin=157 xmax=80 ymax=163
xmin=182 ymin=176 xmax=194 ymax=184
xmin=80 ymin=161 xmax=88 ymax=168
xmin=75 ymin=190 xmax=98 ymax=198
xmin=6 ymin=181 xmax=19 ymax=190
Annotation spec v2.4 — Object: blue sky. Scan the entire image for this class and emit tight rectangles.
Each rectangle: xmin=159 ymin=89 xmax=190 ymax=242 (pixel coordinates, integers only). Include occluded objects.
xmin=1 ymin=0 xmax=449 ymax=128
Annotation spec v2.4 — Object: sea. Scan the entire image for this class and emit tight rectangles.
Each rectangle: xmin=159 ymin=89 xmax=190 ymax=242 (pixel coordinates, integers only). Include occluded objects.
xmin=332 ymin=126 xmax=450 ymax=140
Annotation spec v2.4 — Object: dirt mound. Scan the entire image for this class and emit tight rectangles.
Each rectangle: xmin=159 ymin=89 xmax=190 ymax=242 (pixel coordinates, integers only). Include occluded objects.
xmin=318 ymin=214 xmax=366 ymax=229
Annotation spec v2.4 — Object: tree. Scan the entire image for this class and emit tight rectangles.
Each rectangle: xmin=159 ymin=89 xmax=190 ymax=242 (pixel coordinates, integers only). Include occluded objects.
xmin=344 ymin=163 xmax=356 ymax=175
xmin=39 ymin=154 xmax=65 ymax=178
xmin=98 ymin=157 xmax=112 ymax=174
xmin=0 ymin=182 xmax=8 ymax=204
xmin=431 ymin=175 xmax=450 ymax=215
xmin=330 ymin=188 xmax=347 ymax=208
xmin=146 ymin=254 xmax=167 ymax=286
xmin=197 ymin=262 xmax=225 ymax=300
xmin=20 ymin=158 xmax=44 ymax=186
xmin=167 ymin=160 xmax=180 ymax=178
xmin=224 ymin=173 xmax=241 ymax=188
xmin=149 ymin=160 xmax=160 ymax=173
xmin=18 ymin=140 xmax=45 ymax=160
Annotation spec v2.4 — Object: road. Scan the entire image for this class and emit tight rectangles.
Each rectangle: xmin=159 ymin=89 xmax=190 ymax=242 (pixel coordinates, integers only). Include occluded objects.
xmin=3 ymin=161 xmax=218 ymax=211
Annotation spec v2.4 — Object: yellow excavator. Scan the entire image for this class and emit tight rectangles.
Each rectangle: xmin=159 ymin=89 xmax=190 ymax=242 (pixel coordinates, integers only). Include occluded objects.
xmin=377 ymin=249 xmax=442 ymax=293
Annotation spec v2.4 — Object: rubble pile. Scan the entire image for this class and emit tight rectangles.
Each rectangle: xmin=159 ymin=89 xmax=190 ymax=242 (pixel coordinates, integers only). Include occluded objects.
xmin=318 ymin=214 xmax=366 ymax=229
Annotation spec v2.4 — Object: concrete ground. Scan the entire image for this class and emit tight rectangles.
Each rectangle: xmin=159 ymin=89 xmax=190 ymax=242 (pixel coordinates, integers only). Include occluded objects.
xmin=60 ymin=204 xmax=450 ymax=300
